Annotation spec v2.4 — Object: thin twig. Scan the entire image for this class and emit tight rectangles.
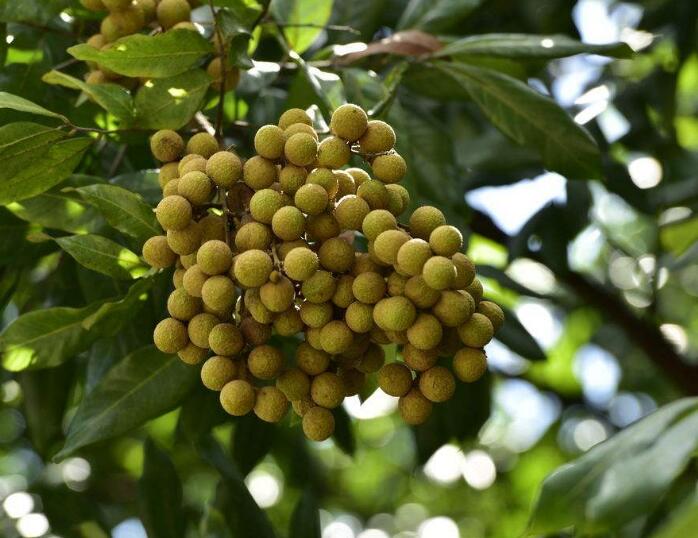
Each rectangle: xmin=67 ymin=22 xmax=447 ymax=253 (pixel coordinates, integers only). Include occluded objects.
xmin=208 ymin=0 xmax=227 ymax=141
xmin=108 ymin=144 xmax=127 ymax=177
xmin=270 ymin=22 xmax=362 ymax=35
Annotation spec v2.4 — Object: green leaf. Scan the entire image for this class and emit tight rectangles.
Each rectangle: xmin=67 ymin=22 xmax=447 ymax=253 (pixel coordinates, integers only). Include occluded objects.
xmin=134 ymin=69 xmax=212 ymax=130
xmin=271 ymin=0 xmax=334 ymax=54
xmin=434 ymin=34 xmax=633 ymax=60
xmin=74 ymin=184 xmax=160 ymax=244
xmin=232 ymin=414 xmax=276 ymax=475
xmin=0 ymin=123 xmax=92 ymax=204
xmin=397 ymin=0 xmax=481 ymax=33
xmin=496 ymin=307 xmax=546 ymax=361
xmin=67 ymin=30 xmax=214 ymax=79
xmin=289 ymin=489 xmax=321 ymax=538
xmin=332 ymin=406 xmax=355 ymax=455
xmin=0 ymin=0 xmax=71 ymax=24
xmin=6 ymin=190 xmax=102 ymax=234
xmin=55 ymin=234 xmax=145 ymax=280
xmin=82 ymin=278 xmax=154 ymax=336
xmin=661 ymin=216 xmax=698 ymax=257
xmin=435 ymin=61 xmax=601 ymax=179
xmin=139 ymin=439 xmax=185 ymax=538
xmin=0 ymin=91 xmax=67 ymax=122
xmin=42 ymin=71 xmax=134 ymax=122
xmin=527 ymin=398 xmax=698 ymax=535
xmin=650 ymin=498 xmax=698 ymax=538
xmin=56 ymin=346 xmax=198 ymax=460
xmin=110 ymin=170 xmax=162 ymax=205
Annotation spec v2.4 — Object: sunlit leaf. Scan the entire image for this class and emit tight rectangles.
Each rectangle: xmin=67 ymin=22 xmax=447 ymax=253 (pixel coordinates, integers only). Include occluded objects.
xmin=56 ymin=234 xmax=145 ymax=280
xmin=0 ymin=91 xmax=67 ymax=122
xmin=271 ymin=0 xmax=334 ymax=54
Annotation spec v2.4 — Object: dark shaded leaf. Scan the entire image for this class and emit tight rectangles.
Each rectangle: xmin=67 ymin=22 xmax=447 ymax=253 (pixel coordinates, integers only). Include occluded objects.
xmin=0 ymin=91 xmax=67 ymax=121
xmin=332 ymin=406 xmax=355 ymax=455
xmin=271 ymin=0 xmax=334 ymax=54
xmin=232 ymin=414 xmax=276 ymax=475
xmin=496 ymin=306 xmax=546 ymax=361
xmin=289 ymin=489 xmax=321 ymax=538
xmin=397 ymin=0 xmax=481 ymax=33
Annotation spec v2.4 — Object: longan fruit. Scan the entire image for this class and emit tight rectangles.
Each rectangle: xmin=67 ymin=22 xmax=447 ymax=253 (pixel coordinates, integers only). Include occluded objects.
xmin=201 ymin=356 xmax=238 ymax=390
xmin=387 ymin=272 xmax=409 ymax=296
xmin=452 ymin=253 xmax=476 ymax=289
xmin=403 ymin=344 xmax=438 ymax=372
xmin=272 ymin=206 xmax=305 ymax=241
xmin=301 ymin=270 xmax=336 ymax=303
xmin=335 ymin=195 xmax=370 ymax=231
xmin=465 ymin=278 xmax=484 ymax=303
xmin=197 ymin=240 xmax=232 ymax=275
xmin=294 ymin=183 xmax=328 ymax=216
xmin=345 ymin=302 xmax=374 ymax=334
xmin=373 ymin=229 xmax=410 ymax=265
xmin=274 ymin=307 xmax=304 ymax=336
xmin=254 ymin=124 xmax=285 ymax=160
xmin=259 ymin=273 xmax=295 ymax=313
xmin=283 ymin=123 xmax=318 ymax=141
xmin=279 ymin=164 xmax=308 ymax=194
xmin=477 ymin=301 xmax=505 ymax=331
xmin=101 ymin=8 xmax=144 ymax=41
xmin=330 ymin=103 xmax=368 ymax=141
xmin=167 ymin=288 xmax=202 ymax=321
xmin=318 ymin=237 xmax=354 ymax=273
xmin=293 ymin=399 xmax=315 ymax=417
xmin=188 ymin=312 xmax=219 ymax=349
xmin=182 ymin=264 xmax=207 ymax=297
xmin=186 ymin=132 xmax=219 ymax=159
xmin=81 ymin=0 xmax=106 ymax=11
xmin=406 ymin=313 xmax=443 ymax=351
xmin=359 ymin=120 xmax=396 ymax=154
xmin=201 ymin=275 xmax=236 ymax=312
xmin=433 ymin=290 xmax=475 ymax=327
xmin=371 ymin=152 xmax=406 ymax=184
xmin=437 ymin=328 xmax=463 ymax=357
xmin=299 ymin=301 xmax=333 ymax=328
xmin=409 ymin=206 xmax=446 ymax=240
xmin=235 ymin=222 xmax=272 ymax=251
xmin=346 ymin=167 xmax=371 ymax=186
xmin=306 ymin=167 xmax=338 ymax=197
xmin=173 ymin=268 xmax=185 ymax=288
xmin=356 ymin=343 xmax=384 ymax=374
xmin=284 ymin=247 xmax=319 ymax=281
xmin=310 ymin=372 xmax=345 ymax=408
xmin=305 ymin=212 xmax=340 ymax=241
xmin=429 ymin=225 xmax=463 ymax=257
xmin=332 ymin=275 xmax=355 ymax=309
xmin=422 ymin=256 xmax=456 ymax=290
xmin=352 ymin=253 xmax=382 ymax=276
xmin=135 ymin=0 xmax=156 ymax=21
xmin=378 ymin=362 xmax=412 ymax=397
xmin=233 ymin=249 xmax=273 ymax=288
xmin=296 ymin=342 xmax=330 ymax=375
xmin=339 ymin=368 xmax=365 ymax=396
xmin=320 ymin=320 xmax=353 ymax=355
xmin=199 ymin=214 xmax=226 ymax=243
xmin=385 ymin=330 xmax=408 ymax=344
xmin=357 ymin=179 xmax=389 ymax=210
xmin=419 ymin=366 xmax=455 ymax=403
xmin=150 ymin=129 xmax=184 ymax=162
xmin=240 ymin=317 xmax=272 ymax=346
xmin=162 ymin=178 xmax=180 ymax=197
xmin=335 ymin=170 xmax=356 ymax=198
xmin=278 ymin=108 xmax=312 ymax=130
xmin=362 ymin=209 xmax=396 ymax=241
xmin=220 ymin=379 xmax=256 ymax=416
xmin=352 ymin=272 xmax=387 ymax=304
xmin=399 ymin=388 xmax=433 ymax=425
xmin=254 ymin=386 xmax=289 ymax=423
xmin=207 ymin=57 xmax=240 ymax=92
xmin=208 ymin=323 xmax=244 ymax=356
xmin=317 ymin=136 xmax=350 ymax=169
xmin=248 ymin=345 xmax=284 ymax=380
xmin=178 ymin=171 xmax=213 ymax=206
xmin=244 ymin=289 xmax=274 ymax=324
xmin=373 ymin=296 xmax=416 ymax=332
xmin=277 ymin=368 xmax=310 ymax=400
xmin=158 ymin=162 xmax=179 ymax=189
xmin=166 ymin=221 xmax=201 ymax=255
xmin=179 ymin=155 xmax=206 ymax=176
xmin=453 ymin=347 xmax=487 ymax=382
xmin=142 ymin=235 xmax=176 ymax=268
xmin=396 ymin=239 xmax=432 ymax=276
xmin=302 ymin=406 xmax=335 ymax=441
xmin=206 ymin=151 xmax=242 ymax=188
xmin=284 ymin=133 xmax=318 ymax=167
xmin=177 ymin=342 xmax=208 ymax=365
xmin=243 ymin=156 xmax=277 ymax=190
xmin=153 ymin=317 xmax=188 ymax=353
xmin=458 ymin=313 xmax=494 ymax=348
xmin=250 ymin=188 xmax=285 ymax=224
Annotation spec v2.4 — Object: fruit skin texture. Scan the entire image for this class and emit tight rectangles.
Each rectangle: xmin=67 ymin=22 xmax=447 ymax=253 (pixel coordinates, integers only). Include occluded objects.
xmin=453 ymin=347 xmax=487 ymax=382
xmin=373 ymin=296 xmax=417 ymax=332
xmin=187 ymin=312 xmax=219 ymax=348
xmin=378 ymin=362 xmax=413 ymax=397
xmin=317 ymin=136 xmax=350 ymax=169
xmin=150 ymin=130 xmax=184 ymax=162
xmin=399 ymin=388 xmax=433 ymax=425
xmin=458 ymin=313 xmax=494 ymax=348
xmin=182 ymin=265 xmax=207 ymax=297
xmin=406 ymin=313 xmax=443 ymax=351
xmin=396 ymin=239 xmax=431 ymax=276
xmin=419 ymin=366 xmax=455 ymax=403
xmin=155 ymin=194 xmax=193 ymax=231
xmin=259 ymin=274 xmax=295 ymax=313
xmin=409 ymin=206 xmax=446 ymax=240
xmin=318 ymin=237 xmax=354 ymax=273
xmin=335 ymin=195 xmax=370 ymax=231
xmin=330 ymin=103 xmax=368 ymax=142
xmin=272 ymin=206 xmax=305 ymax=241
xmin=284 ymin=247 xmax=319 ymax=281
xmin=254 ymin=124 xmax=285 ymax=160
xmin=157 ymin=0 xmax=192 ymax=30
xmin=320 ymin=320 xmax=353 ymax=355
xmin=178 ymin=343 xmax=208 ymax=365
xmin=296 ymin=342 xmax=330 ymax=375
xmin=301 ymin=270 xmax=336 ymax=304
xmin=178 ymin=171 xmax=213 ymax=206
xmin=206 ymin=151 xmax=242 ymax=187
xmin=142 ymin=235 xmax=176 ymax=268
xmin=359 ymin=120 xmax=396 ymax=154
xmin=452 ymin=253 xmax=476 ymax=289
xmin=371 ymin=153 xmax=406 ymax=184
xmin=373 ymin=229 xmax=410 ymax=265
xmin=432 ymin=290 xmax=474 ymax=327
xmin=362 ymin=209 xmax=396 ymax=241
xmin=197 ymin=240 xmax=232 ymax=275
xmin=357 ymin=180 xmax=389 ymax=210
xmin=278 ymin=108 xmax=312 ymax=130
xmin=153 ymin=318 xmax=188 ymax=353
xmin=422 ymin=256 xmax=456 ymax=291
xmin=167 ymin=288 xmax=202 ymax=321
xmin=233 ymin=249 xmax=273 ymax=288
xmin=220 ymin=379 xmax=256 ymax=416
xmin=243 ymin=156 xmax=277 ymax=190
xmin=302 ymin=406 xmax=335 ymax=441
xmin=235 ymin=222 xmax=272 ymax=251
xmin=284 ymin=133 xmax=318 ymax=167
xmin=208 ymin=323 xmax=244 ymax=356
xmin=403 ymin=344 xmax=438 ymax=372
xmin=277 ymin=368 xmax=310 ymax=400
xmin=249 ymin=189 xmax=285 ymax=224
xmin=310 ymin=372 xmax=345 ymax=408
xmin=352 ymin=272 xmax=386 ymax=304
xmin=254 ymin=386 xmax=290 ymax=423
xmin=247 ymin=345 xmax=284 ymax=380
xmin=279 ymin=165 xmax=308 ymax=194
xmin=429 ymin=225 xmax=463 ymax=257
xmin=345 ymin=302 xmax=374 ymax=333
xmin=294 ymin=184 xmax=328 ymax=216
xmin=201 ymin=356 xmax=238 ymax=390
xmin=477 ymin=301 xmax=505 ymax=331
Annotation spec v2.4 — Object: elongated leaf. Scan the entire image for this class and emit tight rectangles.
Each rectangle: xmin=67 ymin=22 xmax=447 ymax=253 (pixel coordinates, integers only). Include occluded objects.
xmin=332 ymin=406 xmax=355 ymax=455
xmin=0 ymin=91 xmax=67 ymax=121
xmin=289 ymin=490 xmax=321 ymax=538
xmin=434 ymin=34 xmax=633 ymax=59
xmin=651 ymin=498 xmax=698 ymax=538
xmin=435 ymin=62 xmax=601 ymax=179
xmin=0 ymin=0 xmax=71 ymax=24
xmin=232 ymin=415 xmax=276 ymax=475
xmin=82 ymin=278 xmax=154 ymax=336
xmin=397 ymin=0 xmax=481 ymax=33
xmin=56 ymin=346 xmax=198 ymax=460
xmin=139 ymin=439 xmax=185 ymax=538
xmin=111 ymin=170 xmax=162 ymax=205
xmin=271 ymin=0 xmax=334 ymax=54
xmin=134 ymin=69 xmax=212 ymax=130
xmin=56 ymin=234 xmax=145 ymax=280
xmin=496 ymin=306 xmax=546 ymax=360
xmin=527 ymin=398 xmax=698 ymax=535
xmin=42 ymin=71 xmax=134 ymax=122
xmin=0 ymin=135 xmax=92 ymax=204
xmin=68 ymin=30 xmax=214 ymax=78
xmin=6 ymin=190 xmax=102 ymax=234
xmin=74 ymin=184 xmax=160 ymax=244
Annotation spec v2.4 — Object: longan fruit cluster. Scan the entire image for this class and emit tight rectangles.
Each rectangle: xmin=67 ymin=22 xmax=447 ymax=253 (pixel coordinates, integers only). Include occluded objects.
xmin=79 ymin=0 xmax=239 ymax=93
xmin=144 ymin=104 xmax=503 ymax=442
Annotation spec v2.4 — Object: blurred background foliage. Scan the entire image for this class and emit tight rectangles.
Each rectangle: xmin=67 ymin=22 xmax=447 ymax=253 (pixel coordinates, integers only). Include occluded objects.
xmin=0 ymin=0 xmax=697 ymax=537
